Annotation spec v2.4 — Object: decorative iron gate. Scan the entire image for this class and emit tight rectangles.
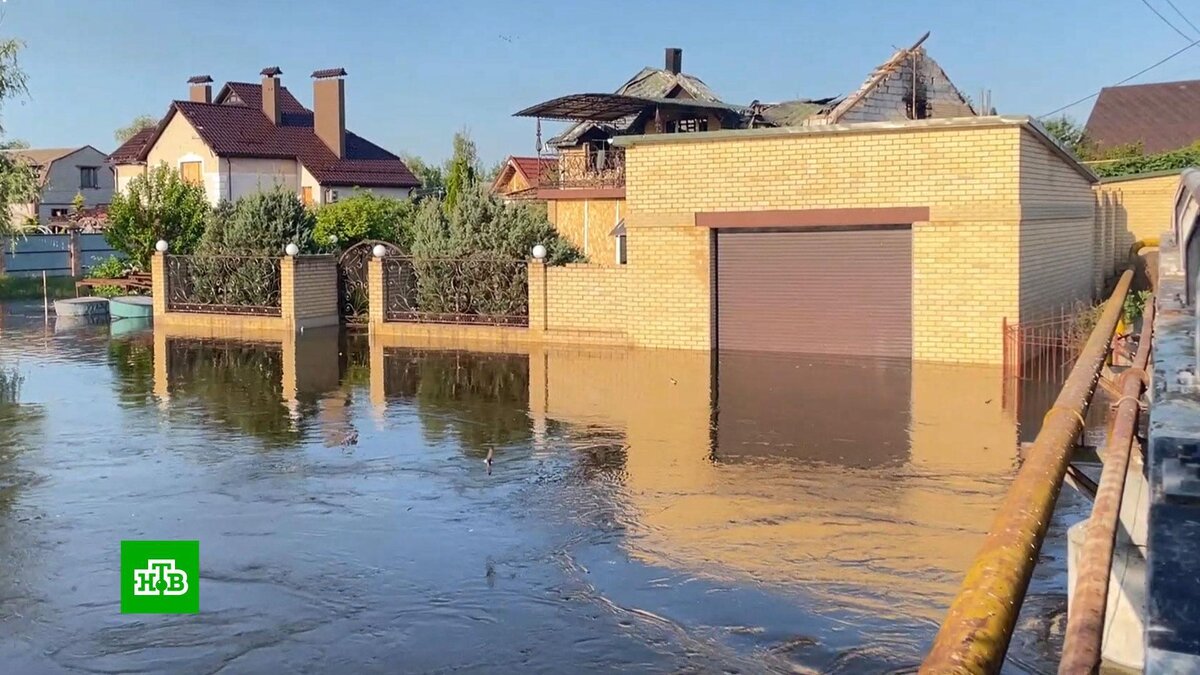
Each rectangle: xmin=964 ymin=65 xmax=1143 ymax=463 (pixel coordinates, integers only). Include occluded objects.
xmin=338 ymin=240 xmax=400 ymax=325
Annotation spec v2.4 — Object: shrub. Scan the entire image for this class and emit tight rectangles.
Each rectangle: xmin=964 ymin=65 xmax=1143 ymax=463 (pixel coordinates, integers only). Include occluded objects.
xmin=313 ymin=191 xmax=415 ymax=250
xmin=87 ymin=255 xmax=134 ymax=297
xmin=106 ymin=163 xmax=209 ymax=269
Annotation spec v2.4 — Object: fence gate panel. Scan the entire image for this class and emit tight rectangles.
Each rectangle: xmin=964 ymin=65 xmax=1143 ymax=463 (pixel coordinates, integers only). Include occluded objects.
xmin=338 ymin=240 xmax=400 ymax=325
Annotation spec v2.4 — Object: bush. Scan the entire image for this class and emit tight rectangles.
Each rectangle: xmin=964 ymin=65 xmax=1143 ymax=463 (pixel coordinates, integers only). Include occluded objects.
xmin=187 ymin=187 xmax=313 ymax=308
xmin=313 ymin=191 xmax=415 ymax=250
xmin=87 ymin=255 xmax=134 ymax=297
xmin=395 ymin=183 xmax=582 ymax=320
xmin=106 ymin=163 xmax=210 ymax=269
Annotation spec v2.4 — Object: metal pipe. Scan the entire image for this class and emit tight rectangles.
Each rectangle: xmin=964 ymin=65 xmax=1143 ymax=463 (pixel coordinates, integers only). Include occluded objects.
xmin=920 ymin=269 xmax=1134 ymax=674
xmin=1057 ymin=295 xmax=1153 ymax=674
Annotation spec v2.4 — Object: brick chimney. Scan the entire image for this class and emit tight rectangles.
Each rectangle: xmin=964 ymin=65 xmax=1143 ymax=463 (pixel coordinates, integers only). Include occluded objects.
xmin=312 ymin=68 xmax=347 ymax=158
xmin=261 ymin=66 xmax=282 ymax=125
xmin=187 ymin=75 xmax=212 ymax=103
xmin=665 ymin=48 xmax=682 ymax=75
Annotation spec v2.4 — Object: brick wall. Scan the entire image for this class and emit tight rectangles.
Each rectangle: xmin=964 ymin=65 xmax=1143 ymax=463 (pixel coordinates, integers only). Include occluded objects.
xmin=619 ymin=119 xmax=1096 ymax=363
xmin=531 ymin=262 xmax=632 ymax=344
xmin=282 ymin=255 xmax=338 ymax=328
xmin=1018 ymin=131 xmax=1096 ymax=320
xmin=1093 ymin=172 xmax=1179 ymax=288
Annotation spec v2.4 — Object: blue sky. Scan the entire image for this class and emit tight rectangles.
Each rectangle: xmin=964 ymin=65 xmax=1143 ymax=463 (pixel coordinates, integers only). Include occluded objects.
xmin=5 ymin=0 xmax=1200 ymax=163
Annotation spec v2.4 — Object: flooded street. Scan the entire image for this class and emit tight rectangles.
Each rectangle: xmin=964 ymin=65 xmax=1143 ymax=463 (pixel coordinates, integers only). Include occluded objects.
xmin=0 ymin=302 xmax=1085 ymax=674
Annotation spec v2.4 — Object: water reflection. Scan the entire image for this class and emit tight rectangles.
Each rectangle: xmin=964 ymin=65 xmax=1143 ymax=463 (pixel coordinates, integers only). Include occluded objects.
xmin=0 ymin=313 xmax=1072 ymax=673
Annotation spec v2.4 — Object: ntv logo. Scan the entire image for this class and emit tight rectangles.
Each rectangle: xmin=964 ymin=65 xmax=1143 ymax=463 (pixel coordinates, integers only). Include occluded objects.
xmin=121 ymin=540 xmax=200 ymax=613
xmin=133 ymin=559 xmax=189 ymax=596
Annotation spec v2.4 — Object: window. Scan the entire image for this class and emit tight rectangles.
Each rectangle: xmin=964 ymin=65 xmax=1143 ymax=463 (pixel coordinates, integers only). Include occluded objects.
xmin=301 ymin=186 xmax=313 ymax=207
xmin=326 ymin=188 xmax=340 ymax=203
xmin=616 ymin=233 xmax=628 ymax=265
xmin=50 ymin=208 xmax=69 ymax=219
xmin=667 ymin=117 xmax=708 ymax=134
xmin=79 ymin=166 xmax=99 ymax=189
xmin=179 ymin=161 xmax=202 ymax=185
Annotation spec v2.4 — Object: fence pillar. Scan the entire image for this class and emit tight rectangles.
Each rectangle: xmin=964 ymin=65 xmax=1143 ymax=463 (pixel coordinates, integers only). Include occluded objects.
xmin=68 ymin=229 xmax=82 ymax=277
xmin=527 ymin=261 xmax=548 ymax=334
xmin=281 ymin=254 xmax=338 ymax=331
xmin=367 ymin=257 xmax=384 ymax=327
xmin=151 ymin=252 xmax=167 ymax=318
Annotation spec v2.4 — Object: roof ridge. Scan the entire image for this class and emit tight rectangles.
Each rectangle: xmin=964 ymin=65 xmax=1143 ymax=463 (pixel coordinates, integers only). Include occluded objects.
xmin=1100 ymin=78 xmax=1200 ymax=90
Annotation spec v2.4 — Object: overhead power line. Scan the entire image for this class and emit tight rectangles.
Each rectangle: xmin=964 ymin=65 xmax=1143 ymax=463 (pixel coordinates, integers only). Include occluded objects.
xmin=1165 ymin=0 xmax=1200 ymax=36
xmin=1140 ymin=0 xmax=1194 ymax=40
xmin=1039 ymin=36 xmax=1200 ymax=118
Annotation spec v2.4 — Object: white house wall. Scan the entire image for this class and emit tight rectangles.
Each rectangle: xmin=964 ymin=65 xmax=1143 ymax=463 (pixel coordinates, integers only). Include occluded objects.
xmin=227 ymin=157 xmax=299 ymax=202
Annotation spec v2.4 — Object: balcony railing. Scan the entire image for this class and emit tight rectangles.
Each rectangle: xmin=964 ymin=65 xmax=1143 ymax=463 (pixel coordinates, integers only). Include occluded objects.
xmin=538 ymin=146 xmax=625 ymax=190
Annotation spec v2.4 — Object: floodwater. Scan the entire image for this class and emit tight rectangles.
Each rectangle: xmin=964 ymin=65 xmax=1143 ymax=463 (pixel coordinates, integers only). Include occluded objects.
xmin=0 ymin=302 xmax=1087 ymax=674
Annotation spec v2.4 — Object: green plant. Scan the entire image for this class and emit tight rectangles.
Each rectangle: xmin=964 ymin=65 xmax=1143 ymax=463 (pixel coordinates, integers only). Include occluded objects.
xmin=1124 ymin=290 xmax=1151 ymax=322
xmin=87 ymin=255 xmax=134 ymax=297
xmin=106 ymin=163 xmax=210 ymax=269
xmin=206 ymin=185 xmax=314 ymax=255
xmin=313 ymin=191 xmax=415 ymax=250
xmin=114 ymin=114 xmax=158 ymax=144
xmin=72 ymin=191 xmax=85 ymax=214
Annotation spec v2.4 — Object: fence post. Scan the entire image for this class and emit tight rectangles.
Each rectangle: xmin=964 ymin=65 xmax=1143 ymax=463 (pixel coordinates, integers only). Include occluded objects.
xmin=367 ymin=256 xmax=383 ymax=327
xmin=281 ymin=254 xmax=339 ymax=331
xmin=68 ymin=229 xmax=82 ymax=277
xmin=151 ymin=251 xmax=167 ymax=318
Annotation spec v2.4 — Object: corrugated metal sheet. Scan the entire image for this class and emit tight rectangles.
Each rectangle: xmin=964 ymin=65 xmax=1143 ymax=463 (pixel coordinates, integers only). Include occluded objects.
xmin=715 ymin=228 xmax=912 ymax=357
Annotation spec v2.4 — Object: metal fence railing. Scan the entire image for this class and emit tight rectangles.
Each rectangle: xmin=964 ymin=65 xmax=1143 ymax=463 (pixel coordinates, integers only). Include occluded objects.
xmin=1002 ymin=302 xmax=1107 ymax=383
xmin=165 ymin=254 xmax=282 ymax=316
xmin=383 ymin=256 xmax=528 ymax=326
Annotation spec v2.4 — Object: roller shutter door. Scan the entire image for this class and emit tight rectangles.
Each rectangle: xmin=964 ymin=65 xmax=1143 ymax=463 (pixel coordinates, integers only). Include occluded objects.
xmin=715 ymin=227 xmax=912 ymax=357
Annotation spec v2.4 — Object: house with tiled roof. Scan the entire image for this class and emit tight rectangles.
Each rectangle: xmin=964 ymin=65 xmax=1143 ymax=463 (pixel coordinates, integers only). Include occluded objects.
xmin=1084 ymin=79 xmax=1200 ymax=155
xmin=110 ymin=68 xmax=419 ymax=207
xmin=490 ymin=155 xmax=557 ymax=200
xmin=3 ymin=145 xmax=113 ymax=225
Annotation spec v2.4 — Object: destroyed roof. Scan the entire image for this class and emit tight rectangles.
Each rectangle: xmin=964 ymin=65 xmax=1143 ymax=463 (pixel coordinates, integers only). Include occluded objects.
xmin=547 ymin=66 xmax=722 ymax=147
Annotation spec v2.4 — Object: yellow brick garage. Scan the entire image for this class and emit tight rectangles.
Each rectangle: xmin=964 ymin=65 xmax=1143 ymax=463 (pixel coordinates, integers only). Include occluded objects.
xmin=604 ymin=116 xmax=1098 ymax=365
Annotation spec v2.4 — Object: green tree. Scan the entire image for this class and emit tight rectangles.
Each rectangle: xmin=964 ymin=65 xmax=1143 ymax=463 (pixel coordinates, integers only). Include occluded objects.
xmin=115 ymin=114 xmax=158 ymax=144
xmin=105 ymin=163 xmax=210 ymax=269
xmin=313 ymin=191 xmax=415 ymax=250
xmin=402 ymin=154 xmax=444 ymax=191
xmin=199 ymin=185 xmax=315 ymax=255
xmin=443 ymin=130 xmax=479 ymax=213
xmin=71 ymin=191 xmax=85 ymax=214
xmin=0 ymin=139 xmax=29 ymax=150
xmin=1042 ymin=115 xmax=1087 ymax=156
xmin=0 ymin=39 xmax=41 ymax=237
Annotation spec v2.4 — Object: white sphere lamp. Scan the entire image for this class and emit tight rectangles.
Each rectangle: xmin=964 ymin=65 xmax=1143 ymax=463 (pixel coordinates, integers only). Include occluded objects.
xmin=531 ymin=244 xmax=547 ymax=261
xmin=285 ymin=243 xmax=300 ymax=257
xmin=155 ymin=240 xmax=169 ymax=253
xmin=372 ymin=244 xmax=387 ymax=258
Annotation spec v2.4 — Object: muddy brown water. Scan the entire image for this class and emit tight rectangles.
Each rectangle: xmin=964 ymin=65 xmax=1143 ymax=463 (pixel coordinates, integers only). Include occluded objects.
xmin=0 ymin=302 xmax=1086 ymax=673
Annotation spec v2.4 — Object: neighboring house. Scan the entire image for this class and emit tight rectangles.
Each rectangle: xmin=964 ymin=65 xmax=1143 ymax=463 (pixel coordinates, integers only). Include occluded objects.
xmin=110 ymin=68 xmax=419 ymax=207
xmin=1084 ymin=79 xmax=1200 ymax=154
xmin=3 ymin=146 xmax=114 ymax=225
xmin=512 ymin=34 xmax=976 ymax=265
xmin=490 ymin=155 xmax=557 ymax=200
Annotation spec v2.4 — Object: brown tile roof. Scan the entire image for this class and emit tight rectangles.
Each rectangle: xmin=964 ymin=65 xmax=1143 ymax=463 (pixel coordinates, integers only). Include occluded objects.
xmin=109 ymin=127 xmax=156 ymax=164
xmin=311 ymin=68 xmax=347 ymax=79
xmin=491 ymin=155 xmax=556 ymax=196
xmin=128 ymin=81 xmax=418 ymax=188
xmin=1084 ymin=80 xmax=1200 ymax=154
